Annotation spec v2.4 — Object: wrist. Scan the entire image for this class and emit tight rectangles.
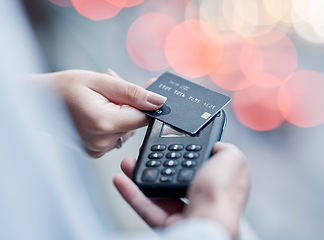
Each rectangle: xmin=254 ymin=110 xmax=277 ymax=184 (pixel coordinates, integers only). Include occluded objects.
xmin=185 ymin=187 xmax=241 ymax=239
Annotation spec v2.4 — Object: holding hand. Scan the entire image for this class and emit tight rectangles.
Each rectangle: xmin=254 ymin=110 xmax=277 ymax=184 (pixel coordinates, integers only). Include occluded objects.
xmin=113 ymin=142 xmax=249 ymax=239
xmin=35 ymin=69 xmax=166 ymax=158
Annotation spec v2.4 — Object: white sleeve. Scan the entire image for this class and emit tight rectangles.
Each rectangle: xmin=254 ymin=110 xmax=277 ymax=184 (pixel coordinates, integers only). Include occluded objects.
xmin=107 ymin=219 xmax=231 ymax=240
xmin=156 ymin=218 xmax=231 ymax=240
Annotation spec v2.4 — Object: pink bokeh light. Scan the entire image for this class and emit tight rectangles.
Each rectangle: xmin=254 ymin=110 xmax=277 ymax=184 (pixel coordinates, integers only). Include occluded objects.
xmin=278 ymin=70 xmax=324 ymax=128
xmin=71 ymin=0 xmax=123 ymax=21
xmin=232 ymin=85 xmax=285 ymax=131
xmin=126 ymin=13 xmax=177 ymax=71
xmin=164 ymin=20 xmax=223 ymax=78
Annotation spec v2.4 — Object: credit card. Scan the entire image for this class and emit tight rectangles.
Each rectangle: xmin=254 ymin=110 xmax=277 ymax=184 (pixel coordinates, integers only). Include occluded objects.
xmin=145 ymin=72 xmax=231 ymax=134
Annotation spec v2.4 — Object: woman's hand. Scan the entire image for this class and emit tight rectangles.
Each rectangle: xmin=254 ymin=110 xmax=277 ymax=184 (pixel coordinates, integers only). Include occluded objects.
xmin=35 ymin=69 xmax=166 ymax=158
xmin=114 ymin=142 xmax=249 ymax=239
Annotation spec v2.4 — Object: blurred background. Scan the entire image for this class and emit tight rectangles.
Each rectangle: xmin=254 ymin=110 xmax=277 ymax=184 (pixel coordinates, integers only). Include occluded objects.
xmin=23 ymin=0 xmax=324 ymax=239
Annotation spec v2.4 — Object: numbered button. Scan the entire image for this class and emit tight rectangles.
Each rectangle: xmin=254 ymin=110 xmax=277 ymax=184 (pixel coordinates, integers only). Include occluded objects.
xmin=186 ymin=144 xmax=202 ymax=151
xmin=161 ymin=168 xmax=176 ymax=176
xmin=151 ymin=144 xmax=166 ymax=151
xmin=163 ymin=160 xmax=179 ymax=167
xmin=184 ymin=152 xmax=199 ymax=159
xmin=168 ymin=144 xmax=184 ymax=151
xmin=160 ymin=176 xmax=173 ymax=183
xmin=181 ymin=160 xmax=197 ymax=167
xmin=178 ymin=169 xmax=195 ymax=182
xmin=146 ymin=160 xmax=161 ymax=167
xmin=141 ymin=169 xmax=158 ymax=182
xmin=166 ymin=152 xmax=181 ymax=159
xmin=148 ymin=152 xmax=163 ymax=159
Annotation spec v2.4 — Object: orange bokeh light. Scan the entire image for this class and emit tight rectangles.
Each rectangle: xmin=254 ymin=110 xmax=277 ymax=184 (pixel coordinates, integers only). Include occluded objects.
xmin=126 ymin=13 xmax=177 ymax=71
xmin=106 ymin=0 xmax=143 ymax=8
xmin=278 ymin=70 xmax=324 ymax=128
xmin=48 ymin=0 xmax=72 ymax=7
xmin=210 ymin=33 xmax=244 ymax=75
xmin=239 ymin=38 xmax=263 ymax=78
xmin=232 ymin=85 xmax=284 ymax=131
xmin=71 ymin=0 xmax=122 ymax=21
xmin=209 ymin=70 xmax=254 ymax=91
xmin=164 ymin=20 xmax=223 ymax=78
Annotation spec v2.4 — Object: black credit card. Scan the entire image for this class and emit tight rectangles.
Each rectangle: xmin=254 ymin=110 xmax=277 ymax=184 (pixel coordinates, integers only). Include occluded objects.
xmin=145 ymin=72 xmax=231 ymax=134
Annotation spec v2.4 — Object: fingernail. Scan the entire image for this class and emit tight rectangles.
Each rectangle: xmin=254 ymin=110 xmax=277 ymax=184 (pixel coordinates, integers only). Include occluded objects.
xmin=146 ymin=92 xmax=167 ymax=106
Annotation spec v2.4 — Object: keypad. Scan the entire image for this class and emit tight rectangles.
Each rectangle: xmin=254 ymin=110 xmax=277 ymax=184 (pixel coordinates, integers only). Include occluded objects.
xmin=164 ymin=160 xmax=179 ymax=167
xmin=142 ymin=169 xmax=158 ymax=182
xmin=151 ymin=144 xmax=166 ymax=151
xmin=178 ymin=169 xmax=195 ymax=182
xmin=184 ymin=152 xmax=199 ymax=159
xmin=146 ymin=160 xmax=161 ymax=167
xmin=160 ymin=176 xmax=173 ymax=183
xmin=168 ymin=144 xmax=184 ymax=151
xmin=166 ymin=152 xmax=181 ymax=159
xmin=186 ymin=144 xmax=202 ymax=151
xmin=148 ymin=152 xmax=163 ymax=159
xmin=143 ymin=143 xmax=202 ymax=183
xmin=161 ymin=168 xmax=176 ymax=175
xmin=181 ymin=160 xmax=197 ymax=167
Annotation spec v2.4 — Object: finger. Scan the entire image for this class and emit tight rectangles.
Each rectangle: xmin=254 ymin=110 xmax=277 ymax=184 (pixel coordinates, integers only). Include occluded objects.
xmin=106 ymin=68 xmax=121 ymax=78
xmin=211 ymin=142 xmax=246 ymax=163
xmin=100 ymin=103 xmax=151 ymax=133
xmin=212 ymin=142 xmax=229 ymax=154
xmin=91 ymin=74 xmax=167 ymax=111
xmin=86 ymin=131 xmax=135 ymax=158
xmin=120 ymin=156 xmax=137 ymax=178
xmin=113 ymin=174 xmax=169 ymax=227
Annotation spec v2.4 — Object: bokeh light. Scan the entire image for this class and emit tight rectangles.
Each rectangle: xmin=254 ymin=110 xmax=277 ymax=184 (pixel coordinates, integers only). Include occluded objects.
xmin=71 ymin=0 xmax=123 ymax=21
xmin=164 ymin=20 xmax=223 ymax=78
xmin=309 ymin=0 xmax=324 ymax=40
xmin=262 ymin=0 xmax=293 ymax=24
xmin=278 ymin=70 xmax=324 ymax=127
xmin=239 ymin=38 xmax=263 ymax=80
xmin=107 ymin=0 xmax=144 ymax=8
xmin=232 ymin=0 xmax=261 ymax=26
xmin=51 ymin=0 xmax=324 ymax=131
xmin=241 ymin=31 xmax=298 ymax=88
xmin=209 ymin=33 xmax=256 ymax=91
xmin=48 ymin=0 xmax=72 ymax=7
xmin=210 ymin=33 xmax=244 ymax=75
xmin=209 ymin=70 xmax=254 ymax=91
xmin=221 ymin=0 xmax=257 ymax=37
xmin=292 ymin=0 xmax=324 ymax=44
xmin=126 ymin=13 xmax=177 ymax=71
xmin=292 ymin=0 xmax=312 ymax=22
xmin=233 ymin=85 xmax=285 ymax=131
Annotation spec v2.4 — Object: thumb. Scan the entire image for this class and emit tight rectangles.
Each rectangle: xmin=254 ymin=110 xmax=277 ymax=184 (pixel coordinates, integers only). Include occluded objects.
xmin=91 ymin=73 xmax=167 ymax=111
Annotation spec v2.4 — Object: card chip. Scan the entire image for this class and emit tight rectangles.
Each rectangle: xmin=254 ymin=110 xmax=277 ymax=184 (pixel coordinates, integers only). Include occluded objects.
xmin=201 ymin=112 xmax=211 ymax=119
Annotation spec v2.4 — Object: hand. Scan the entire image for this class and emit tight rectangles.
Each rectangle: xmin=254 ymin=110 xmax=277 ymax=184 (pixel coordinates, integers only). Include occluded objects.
xmin=35 ymin=69 xmax=166 ymax=158
xmin=113 ymin=142 xmax=249 ymax=239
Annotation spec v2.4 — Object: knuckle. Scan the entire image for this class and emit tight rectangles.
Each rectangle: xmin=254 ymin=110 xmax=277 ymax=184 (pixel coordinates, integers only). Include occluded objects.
xmin=126 ymin=84 xmax=141 ymax=102
xmin=91 ymin=139 xmax=107 ymax=151
xmin=223 ymin=142 xmax=246 ymax=161
xmin=91 ymin=115 xmax=113 ymax=133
